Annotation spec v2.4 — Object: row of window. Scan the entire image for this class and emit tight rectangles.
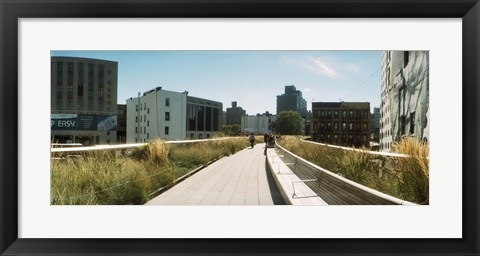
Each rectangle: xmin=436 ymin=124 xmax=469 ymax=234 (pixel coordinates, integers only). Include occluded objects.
xmin=315 ymin=134 xmax=368 ymax=143
xmin=135 ymin=112 xmax=171 ymax=124
xmin=312 ymin=122 xmax=369 ymax=131
xmin=136 ymin=98 xmax=170 ymax=112
xmin=380 ymin=112 xmax=416 ymax=139
xmin=135 ymin=126 xmax=170 ymax=136
xmin=55 ymin=99 xmax=112 ymax=111
xmin=313 ymin=110 xmax=369 ymax=120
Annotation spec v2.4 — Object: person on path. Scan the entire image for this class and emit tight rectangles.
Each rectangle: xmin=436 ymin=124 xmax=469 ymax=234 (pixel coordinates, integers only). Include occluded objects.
xmin=249 ymin=133 xmax=255 ymax=148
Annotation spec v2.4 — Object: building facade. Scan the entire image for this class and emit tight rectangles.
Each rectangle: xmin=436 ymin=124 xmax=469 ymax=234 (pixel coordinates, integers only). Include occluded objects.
xmin=186 ymin=96 xmax=223 ymax=139
xmin=311 ymin=102 xmax=371 ymax=148
xmin=225 ymin=101 xmax=246 ymax=125
xmin=241 ymin=112 xmax=276 ymax=135
xmin=276 ymin=85 xmax=307 ymax=117
xmin=380 ymin=51 xmax=429 ymax=152
xmin=126 ymin=88 xmax=223 ymax=142
xmin=126 ymin=88 xmax=187 ymax=143
xmin=51 ymin=56 xmax=118 ymax=145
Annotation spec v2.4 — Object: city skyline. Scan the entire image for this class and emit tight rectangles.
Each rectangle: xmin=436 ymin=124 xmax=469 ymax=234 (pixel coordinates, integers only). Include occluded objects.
xmin=51 ymin=50 xmax=382 ymax=115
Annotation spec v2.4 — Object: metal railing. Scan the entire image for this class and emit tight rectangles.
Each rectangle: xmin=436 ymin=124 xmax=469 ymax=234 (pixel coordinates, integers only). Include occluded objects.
xmin=51 ymin=137 xmax=230 ymax=153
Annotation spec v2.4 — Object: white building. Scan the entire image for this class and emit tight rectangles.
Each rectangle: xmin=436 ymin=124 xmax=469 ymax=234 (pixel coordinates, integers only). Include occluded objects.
xmin=241 ymin=114 xmax=276 ymax=135
xmin=126 ymin=88 xmax=187 ymax=143
xmin=126 ymin=87 xmax=223 ymax=143
xmin=380 ymin=51 xmax=429 ymax=152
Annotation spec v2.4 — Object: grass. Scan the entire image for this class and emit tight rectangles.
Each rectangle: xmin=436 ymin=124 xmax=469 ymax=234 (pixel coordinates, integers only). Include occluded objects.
xmin=51 ymin=137 xmax=250 ymax=205
xmin=277 ymin=136 xmax=429 ymax=204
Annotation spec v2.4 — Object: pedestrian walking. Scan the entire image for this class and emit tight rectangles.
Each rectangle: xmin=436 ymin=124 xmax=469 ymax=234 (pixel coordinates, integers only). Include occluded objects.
xmin=249 ymin=133 xmax=255 ymax=148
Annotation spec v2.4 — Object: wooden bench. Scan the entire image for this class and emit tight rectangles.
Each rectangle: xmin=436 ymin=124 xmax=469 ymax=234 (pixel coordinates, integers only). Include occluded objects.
xmin=266 ymin=148 xmax=328 ymax=205
xmin=270 ymin=143 xmax=417 ymax=205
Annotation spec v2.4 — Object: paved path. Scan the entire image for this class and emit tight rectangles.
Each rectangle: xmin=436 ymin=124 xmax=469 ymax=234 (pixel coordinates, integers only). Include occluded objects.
xmin=146 ymin=143 xmax=284 ymax=205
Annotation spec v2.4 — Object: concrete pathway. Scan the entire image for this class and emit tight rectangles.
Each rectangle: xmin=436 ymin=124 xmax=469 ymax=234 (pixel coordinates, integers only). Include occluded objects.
xmin=146 ymin=143 xmax=284 ymax=205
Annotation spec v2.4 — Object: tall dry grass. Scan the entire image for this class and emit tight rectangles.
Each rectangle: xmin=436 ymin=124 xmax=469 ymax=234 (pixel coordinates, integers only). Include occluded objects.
xmin=51 ymin=138 xmax=250 ymax=205
xmin=391 ymin=137 xmax=429 ymax=204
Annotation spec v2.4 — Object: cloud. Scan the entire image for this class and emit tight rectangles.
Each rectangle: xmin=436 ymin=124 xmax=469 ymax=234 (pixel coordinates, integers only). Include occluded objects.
xmin=303 ymin=58 xmax=344 ymax=80
xmin=288 ymin=57 xmax=363 ymax=80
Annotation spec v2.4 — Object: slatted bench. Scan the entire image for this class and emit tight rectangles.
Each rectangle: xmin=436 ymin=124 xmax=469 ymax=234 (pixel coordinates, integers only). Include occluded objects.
xmin=270 ymin=143 xmax=417 ymax=206
xmin=266 ymin=148 xmax=328 ymax=205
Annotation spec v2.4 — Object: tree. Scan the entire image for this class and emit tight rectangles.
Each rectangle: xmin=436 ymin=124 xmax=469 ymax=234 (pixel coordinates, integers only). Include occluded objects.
xmin=273 ymin=111 xmax=303 ymax=135
xmin=222 ymin=124 xmax=242 ymax=136
xmin=231 ymin=124 xmax=242 ymax=136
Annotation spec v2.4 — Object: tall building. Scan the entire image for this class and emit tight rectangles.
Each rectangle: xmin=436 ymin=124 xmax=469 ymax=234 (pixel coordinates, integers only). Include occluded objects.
xmin=225 ymin=101 xmax=246 ymax=125
xmin=380 ymin=51 xmax=429 ymax=152
xmin=371 ymin=107 xmax=380 ymax=142
xmin=276 ymin=85 xmax=307 ymax=117
xmin=51 ymin=56 xmax=118 ymax=145
xmin=241 ymin=112 xmax=276 ymax=135
xmin=126 ymin=88 xmax=222 ymax=142
xmin=311 ymin=102 xmax=371 ymax=148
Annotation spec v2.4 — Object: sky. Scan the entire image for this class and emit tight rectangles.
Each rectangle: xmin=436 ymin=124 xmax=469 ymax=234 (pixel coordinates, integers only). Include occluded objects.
xmin=51 ymin=50 xmax=382 ymax=115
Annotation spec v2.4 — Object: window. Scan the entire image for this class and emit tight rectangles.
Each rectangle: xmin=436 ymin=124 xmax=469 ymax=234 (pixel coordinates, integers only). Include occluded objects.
xmin=342 ymin=123 xmax=346 ymax=130
xmin=166 ymin=98 xmax=170 ymax=107
xmin=165 ymin=126 xmax=169 ymax=135
xmin=67 ymin=62 xmax=73 ymax=86
xmin=363 ymin=123 xmax=368 ymax=130
xmin=147 ymin=133 xmax=149 ymax=139
xmin=56 ymin=100 xmax=62 ymax=110
xmin=67 ymin=100 xmax=73 ymax=110
xmin=327 ymin=122 xmax=332 ymax=130
xmin=342 ymin=111 xmax=347 ymax=118
xmin=349 ymin=111 xmax=354 ymax=118
xmin=98 ymin=102 xmax=103 ymax=111
xmin=147 ymin=108 xmax=149 ymax=114
xmin=404 ymin=51 xmax=409 ymax=67
xmin=334 ymin=123 xmax=338 ymax=130
xmin=410 ymin=112 xmax=416 ymax=134
xmin=77 ymin=100 xmax=83 ymax=110
xmin=144 ymin=127 xmax=146 ymax=134
xmin=135 ymin=127 xmax=138 ymax=133
xmin=88 ymin=100 xmax=93 ymax=111
xmin=401 ymin=115 xmax=406 ymax=135
xmin=56 ymin=62 xmax=63 ymax=86
xmin=147 ymin=120 xmax=149 ymax=126
xmin=349 ymin=123 xmax=353 ymax=131
xmin=334 ymin=111 xmax=339 ymax=118
xmin=165 ymin=112 xmax=170 ymax=121
xmin=56 ymin=86 xmax=62 ymax=100
xmin=135 ymin=116 xmax=138 ymax=123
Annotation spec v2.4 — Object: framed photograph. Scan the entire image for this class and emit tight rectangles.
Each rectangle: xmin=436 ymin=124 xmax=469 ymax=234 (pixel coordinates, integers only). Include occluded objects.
xmin=1 ymin=0 xmax=479 ymax=255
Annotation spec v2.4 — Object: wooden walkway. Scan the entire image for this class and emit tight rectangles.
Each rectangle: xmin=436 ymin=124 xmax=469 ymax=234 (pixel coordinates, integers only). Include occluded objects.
xmin=146 ymin=143 xmax=285 ymax=205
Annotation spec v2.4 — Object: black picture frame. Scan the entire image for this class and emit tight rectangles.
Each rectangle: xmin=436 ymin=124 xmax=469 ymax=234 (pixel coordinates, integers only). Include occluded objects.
xmin=1 ymin=0 xmax=479 ymax=255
